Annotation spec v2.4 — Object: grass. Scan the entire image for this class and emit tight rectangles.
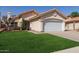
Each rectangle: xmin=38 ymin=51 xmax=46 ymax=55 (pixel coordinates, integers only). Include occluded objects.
xmin=0 ymin=31 xmax=79 ymax=53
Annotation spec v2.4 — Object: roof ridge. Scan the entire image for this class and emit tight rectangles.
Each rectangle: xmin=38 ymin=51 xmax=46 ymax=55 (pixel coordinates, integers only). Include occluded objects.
xmin=29 ymin=9 xmax=67 ymax=21
xmin=19 ymin=9 xmax=38 ymax=16
xmin=39 ymin=8 xmax=57 ymax=15
xmin=15 ymin=9 xmax=39 ymax=19
xmin=39 ymin=8 xmax=67 ymax=19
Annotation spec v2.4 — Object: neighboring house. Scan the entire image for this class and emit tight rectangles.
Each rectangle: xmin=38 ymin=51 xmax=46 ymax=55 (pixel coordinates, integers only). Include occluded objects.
xmin=29 ymin=9 xmax=67 ymax=32
xmin=14 ymin=10 xmax=38 ymax=30
xmin=65 ymin=17 xmax=79 ymax=31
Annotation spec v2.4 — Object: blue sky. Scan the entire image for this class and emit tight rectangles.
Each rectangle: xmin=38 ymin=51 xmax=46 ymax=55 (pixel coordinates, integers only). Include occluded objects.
xmin=0 ymin=6 xmax=79 ymax=16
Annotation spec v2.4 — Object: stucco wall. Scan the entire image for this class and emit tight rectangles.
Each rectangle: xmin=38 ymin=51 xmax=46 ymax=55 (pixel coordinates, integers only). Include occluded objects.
xmin=66 ymin=22 xmax=79 ymax=30
xmin=75 ymin=22 xmax=79 ymax=30
xmin=30 ymin=20 xmax=43 ymax=31
xmin=65 ymin=24 xmax=69 ymax=30
xmin=66 ymin=23 xmax=73 ymax=30
xmin=62 ymin=22 xmax=65 ymax=31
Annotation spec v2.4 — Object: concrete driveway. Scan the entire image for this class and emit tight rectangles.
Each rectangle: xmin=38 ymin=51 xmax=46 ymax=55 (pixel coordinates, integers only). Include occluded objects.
xmin=48 ymin=31 xmax=79 ymax=42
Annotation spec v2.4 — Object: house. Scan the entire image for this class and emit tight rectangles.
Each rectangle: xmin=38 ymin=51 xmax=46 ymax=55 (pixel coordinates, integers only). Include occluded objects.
xmin=14 ymin=10 xmax=38 ymax=30
xmin=65 ymin=17 xmax=79 ymax=31
xmin=29 ymin=9 xmax=67 ymax=32
xmin=0 ymin=9 xmax=69 ymax=32
xmin=1 ymin=9 xmax=79 ymax=32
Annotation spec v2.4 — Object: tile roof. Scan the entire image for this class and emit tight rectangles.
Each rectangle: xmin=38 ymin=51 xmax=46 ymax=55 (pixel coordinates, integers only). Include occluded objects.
xmin=29 ymin=9 xmax=67 ymax=21
xmin=65 ymin=17 xmax=79 ymax=23
xmin=14 ymin=10 xmax=39 ymax=19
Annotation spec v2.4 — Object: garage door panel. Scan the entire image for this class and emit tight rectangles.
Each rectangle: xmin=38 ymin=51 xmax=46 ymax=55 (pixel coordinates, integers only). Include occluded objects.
xmin=44 ymin=21 xmax=62 ymax=32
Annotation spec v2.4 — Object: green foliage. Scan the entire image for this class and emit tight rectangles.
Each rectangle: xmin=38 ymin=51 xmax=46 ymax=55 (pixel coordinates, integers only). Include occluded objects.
xmin=70 ymin=12 xmax=79 ymax=17
xmin=22 ymin=20 xmax=27 ymax=30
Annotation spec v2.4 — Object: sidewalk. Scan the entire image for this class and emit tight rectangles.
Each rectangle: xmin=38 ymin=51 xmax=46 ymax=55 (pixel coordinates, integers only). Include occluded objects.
xmin=54 ymin=46 xmax=79 ymax=53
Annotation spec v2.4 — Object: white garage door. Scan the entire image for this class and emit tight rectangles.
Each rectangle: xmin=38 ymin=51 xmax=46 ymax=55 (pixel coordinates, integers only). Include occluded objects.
xmin=44 ymin=21 xmax=63 ymax=32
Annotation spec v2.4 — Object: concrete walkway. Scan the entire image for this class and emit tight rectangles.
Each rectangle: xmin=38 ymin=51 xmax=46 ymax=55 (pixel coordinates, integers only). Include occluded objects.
xmin=48 ymin=31 xmax=79 ymax=42
xmin=27 ymin=30 xmax=43 ymax=34
xmin=54 ymin=46 xmax=79 ymax=53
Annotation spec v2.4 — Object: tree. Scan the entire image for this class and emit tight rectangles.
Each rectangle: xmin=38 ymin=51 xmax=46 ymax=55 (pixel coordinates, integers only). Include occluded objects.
xmin=70 ymin=12 xmax=79 ymax=17
xmin=1 ymin=16 xmax=15 ymax=31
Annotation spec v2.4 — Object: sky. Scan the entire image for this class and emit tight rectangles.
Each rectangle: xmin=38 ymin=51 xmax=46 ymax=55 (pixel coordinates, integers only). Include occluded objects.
xmin=0 ymin=6 xmax=79 ymax=16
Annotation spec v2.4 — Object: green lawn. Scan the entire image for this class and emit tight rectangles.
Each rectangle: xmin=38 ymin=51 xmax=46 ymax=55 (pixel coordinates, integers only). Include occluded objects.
xmin=0 ymin=31 xmax=79 ymax=53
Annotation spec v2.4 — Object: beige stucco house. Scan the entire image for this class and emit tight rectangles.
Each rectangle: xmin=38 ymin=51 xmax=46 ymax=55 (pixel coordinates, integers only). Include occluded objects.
xmin=29 ymin=9 xmax=67 ymax=32
xmin=15 ymin=9 xmax=79 ymax=32
xmin=65 ymin=17 xmax=79 ymax=31
xmin=14 ymin=10 xmax=38 ymax=30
